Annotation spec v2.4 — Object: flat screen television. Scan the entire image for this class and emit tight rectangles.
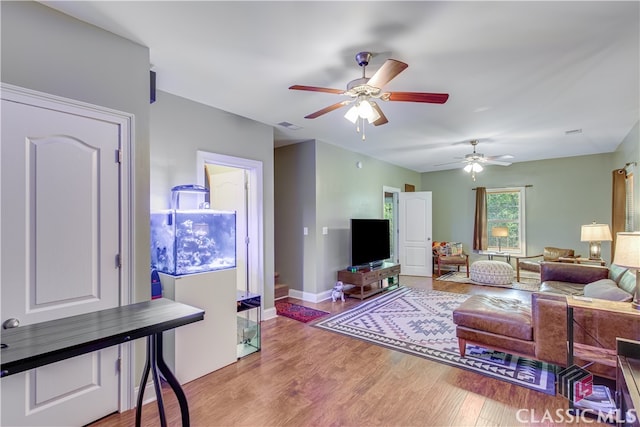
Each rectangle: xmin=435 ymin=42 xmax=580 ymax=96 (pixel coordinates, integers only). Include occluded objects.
xmin=351 ymin=218 xmax=391 ymax=267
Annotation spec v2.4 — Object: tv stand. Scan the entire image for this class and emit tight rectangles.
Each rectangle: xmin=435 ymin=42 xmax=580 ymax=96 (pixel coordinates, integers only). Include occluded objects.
xmin=337 ymin=262 xmax=400 ymax=300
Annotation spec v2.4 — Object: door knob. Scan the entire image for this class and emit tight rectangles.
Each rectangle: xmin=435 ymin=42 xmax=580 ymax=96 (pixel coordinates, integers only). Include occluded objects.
xmin=3 ymin=318 xmax=20 ymax=329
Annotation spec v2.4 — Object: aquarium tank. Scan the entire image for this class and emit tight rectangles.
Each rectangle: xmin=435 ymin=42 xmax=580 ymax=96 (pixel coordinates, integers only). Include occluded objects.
xmin=151 ymin=209 xmax=236 ymax=276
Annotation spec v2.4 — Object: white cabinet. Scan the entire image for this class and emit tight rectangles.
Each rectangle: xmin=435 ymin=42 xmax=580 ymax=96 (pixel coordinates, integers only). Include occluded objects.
xmin=160 ymin=269 xmax=237 ymax=384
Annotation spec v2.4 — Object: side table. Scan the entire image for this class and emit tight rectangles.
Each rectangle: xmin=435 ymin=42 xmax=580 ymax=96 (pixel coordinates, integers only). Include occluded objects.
xmin=567 ymin=297 xmax=640 ymax=368
xmin=481 ymin=251 xmax=511 ymax=263
xmin=566 ymin=296 xmax=640 ymax=418
xmin=617 ymin=338 xmax=640 ymax=426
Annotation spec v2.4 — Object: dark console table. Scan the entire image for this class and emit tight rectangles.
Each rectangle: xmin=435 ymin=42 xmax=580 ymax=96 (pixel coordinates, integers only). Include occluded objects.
xmin=0 ymin=298 xmax=204 ymax=427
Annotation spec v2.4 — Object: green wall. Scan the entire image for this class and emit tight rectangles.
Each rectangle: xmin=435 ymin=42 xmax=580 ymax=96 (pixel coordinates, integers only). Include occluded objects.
xmin=150 ymin=90 xmax=276 ymax=309
xmin=1 ymin=0 xmax=151 ymax=303
xmin=613 ymin=121 xmax=640 ymax=229
xmin=275 ymin=140 xmax=421 ymax=297
xmin=1 ymin=0 xmax=151 ymax=399
xmin=423 ymin=152 xmax=622 ymax=264
xmin=274 ymin=141 xmax=316 ymax=297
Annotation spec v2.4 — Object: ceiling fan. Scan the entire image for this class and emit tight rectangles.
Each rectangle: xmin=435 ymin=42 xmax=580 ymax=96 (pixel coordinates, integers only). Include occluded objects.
xmin=289 ymin=52 xmax=449 ymax=139
xmin=436 ymin=140 xmax=513 ymax=181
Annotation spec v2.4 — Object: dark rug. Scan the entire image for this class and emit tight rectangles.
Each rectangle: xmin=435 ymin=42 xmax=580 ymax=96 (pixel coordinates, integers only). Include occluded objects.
xmin=275 ymin=301 xmax=330 ymax=323
xmin=314 ymin=287 xmax=556 ymax=395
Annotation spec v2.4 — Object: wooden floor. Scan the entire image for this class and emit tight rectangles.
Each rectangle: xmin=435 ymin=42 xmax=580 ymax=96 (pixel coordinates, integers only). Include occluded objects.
xmin=90 ymin=276 xmax=606 ymax=427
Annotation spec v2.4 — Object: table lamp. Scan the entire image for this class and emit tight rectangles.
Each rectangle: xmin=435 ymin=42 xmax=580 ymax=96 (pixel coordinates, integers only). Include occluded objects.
xmin=580 ymin=222 xmax=612 ymax=260
xmin=612 ymin=231 xmax=640 ymax=310
xmin=491 ymin=226 xmax=509 ymax=252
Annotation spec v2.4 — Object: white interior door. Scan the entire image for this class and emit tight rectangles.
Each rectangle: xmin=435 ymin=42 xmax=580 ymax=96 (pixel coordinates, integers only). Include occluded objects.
xmin=1 ymin=87 xmax=123 ymax=426
xmin=206 ymin=165 xmax=248 ymax=292
xmin=398 ymin=191 xmax=433 ymax=276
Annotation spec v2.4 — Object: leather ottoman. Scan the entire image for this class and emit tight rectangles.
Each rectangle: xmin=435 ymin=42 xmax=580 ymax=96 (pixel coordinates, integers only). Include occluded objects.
xmin=470 ymin=260 xmax=514 ymax=285
xmin=452 ymin=294 xmax=535 ymax=358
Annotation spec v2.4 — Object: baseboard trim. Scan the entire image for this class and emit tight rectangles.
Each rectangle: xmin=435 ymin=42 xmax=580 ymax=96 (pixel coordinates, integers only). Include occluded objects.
xmin=134 ymin=380 xmax=159 ymax=408
xmin=288 ymin=288 xmax=333 ymax=303
xmin=263 ymin=306 xmax=277 ymax=321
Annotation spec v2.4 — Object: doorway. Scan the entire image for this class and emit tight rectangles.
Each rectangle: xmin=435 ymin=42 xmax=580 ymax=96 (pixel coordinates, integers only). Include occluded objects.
xmin=383 ymin=186 xmax=401 ymax=263
xmin=197 ymin=152 xmax=264 ymax=299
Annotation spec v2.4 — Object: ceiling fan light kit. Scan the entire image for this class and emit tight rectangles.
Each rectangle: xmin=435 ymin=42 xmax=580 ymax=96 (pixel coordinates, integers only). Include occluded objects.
xmin=463 ymin=162 xmax=483 ymax=173
xmin=344 ymin=99 xmax=380 ymax=124
xmin=289 ymin=51 xmax=449 ymax=140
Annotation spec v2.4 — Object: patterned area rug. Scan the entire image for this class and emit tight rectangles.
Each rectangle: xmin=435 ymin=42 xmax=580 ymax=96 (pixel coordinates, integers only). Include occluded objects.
xmin=437 ymin=270 xmax=540 ymax=292
xmin=275 ymin=301 xmax=330 ymax=323
xmin=314 ymin=287 xmax=556 ymax=395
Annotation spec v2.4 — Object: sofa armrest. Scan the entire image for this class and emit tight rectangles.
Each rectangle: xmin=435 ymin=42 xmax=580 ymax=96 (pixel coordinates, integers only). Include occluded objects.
xmin=514 ymin=254 xmax=544 ymax=281
xmin=514 ymin=253 xmax=543 ymax=261
xmin=540 ymin=261 xmax=608 ymax=284
xmin=532 ymin=292 xmax=568 ymax=366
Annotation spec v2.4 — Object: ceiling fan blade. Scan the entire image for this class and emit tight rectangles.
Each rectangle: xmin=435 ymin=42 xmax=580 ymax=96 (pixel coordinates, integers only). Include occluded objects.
xmin=433 ymin=160 xmax=465 ymax=167
xmin=304 ymin=101 xmax=351 ymax=119
xmin=370 ymin=102 xmax=388 ymax=126
xmin=289 ymin=85 xmax=345 ymax=95
xmin=386 ymin=92 xmax=449 ymax=104
xmin=486 ymin=154 xmax=515 ymax=161
xmin=367 ymin=59 xmax=408 ymax=88
xmin=482 ymin=159 xmax=512 ymax=166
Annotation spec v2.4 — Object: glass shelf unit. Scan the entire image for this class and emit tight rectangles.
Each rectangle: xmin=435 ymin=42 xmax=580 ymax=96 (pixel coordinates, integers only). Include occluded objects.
xmin=237 ymin=291 xmax=261 ymax=358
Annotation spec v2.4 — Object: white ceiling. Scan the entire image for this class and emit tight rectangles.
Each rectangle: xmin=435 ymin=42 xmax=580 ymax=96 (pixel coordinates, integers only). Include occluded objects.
xmin=40 ymin=1 xmax=639 ymax=173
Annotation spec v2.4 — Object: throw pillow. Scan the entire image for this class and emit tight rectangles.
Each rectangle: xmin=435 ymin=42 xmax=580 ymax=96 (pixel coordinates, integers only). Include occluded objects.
xmin=608 ymin=263 xmax=629 ymax=284
xmin=584 ymin=278 xmax=633 ymax=302
xmin=617 ymin=270 xmax=638 ymax=295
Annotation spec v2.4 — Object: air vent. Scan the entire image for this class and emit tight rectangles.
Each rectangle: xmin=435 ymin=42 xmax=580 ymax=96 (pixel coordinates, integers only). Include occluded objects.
xmin=277 ymin=122 xmax=302 ymax=130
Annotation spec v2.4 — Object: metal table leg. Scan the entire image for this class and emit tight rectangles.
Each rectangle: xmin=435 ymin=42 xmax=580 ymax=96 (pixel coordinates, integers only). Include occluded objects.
xmin=135 ymin=333 xmax=190 ymax=427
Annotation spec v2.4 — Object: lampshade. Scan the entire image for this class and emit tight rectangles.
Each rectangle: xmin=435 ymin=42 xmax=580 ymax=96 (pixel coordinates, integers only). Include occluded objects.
xmin=344 ymin=100 xmax=380 ymax=124
xmin=613 ymin=232 xmax=640 ymax=268
xmin=613 ymin=232 xmax=640 ymax=310
xmin=580 ymin=223 xmax=612 ymax=242
xmin=492 ymin=227 xmax=509 ymax=238
xmin=344 ymin=105 xmax=359 ymax=123
xmin=464 ymin=162 xmax=483 ymax=173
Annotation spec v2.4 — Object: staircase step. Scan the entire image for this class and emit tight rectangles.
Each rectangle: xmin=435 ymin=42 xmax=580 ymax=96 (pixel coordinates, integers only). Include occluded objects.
xmin=275 ymin=283 xmax=289 ymax=300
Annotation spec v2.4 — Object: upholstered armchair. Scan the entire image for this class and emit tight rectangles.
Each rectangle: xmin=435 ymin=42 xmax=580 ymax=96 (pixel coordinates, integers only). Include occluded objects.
xmin=433 ymin=241 xmax=469 ymax=277
xmin=515 ymin=246 xmax=575 ymax=281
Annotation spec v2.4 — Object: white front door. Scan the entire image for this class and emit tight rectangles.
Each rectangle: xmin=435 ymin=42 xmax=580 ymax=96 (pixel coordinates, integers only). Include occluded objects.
xmin=1 ymin=86 xmax=124 ymax=426
xmin=398 ymin=191 xmax=433 ymax=276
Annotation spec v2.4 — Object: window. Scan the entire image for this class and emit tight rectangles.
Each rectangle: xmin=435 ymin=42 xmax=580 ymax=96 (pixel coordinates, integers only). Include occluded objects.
xmin=486 ymin=187 xmax=526 ymax=255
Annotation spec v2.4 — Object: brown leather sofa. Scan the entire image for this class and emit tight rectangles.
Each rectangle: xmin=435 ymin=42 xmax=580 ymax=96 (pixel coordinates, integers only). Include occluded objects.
xmin=515 ymin=247 xmax=575 ymax=282
xmin=540 ymin=261 xmax=636 ymax=301
xmin=453 ymin=262 xmax=640 ymax=379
